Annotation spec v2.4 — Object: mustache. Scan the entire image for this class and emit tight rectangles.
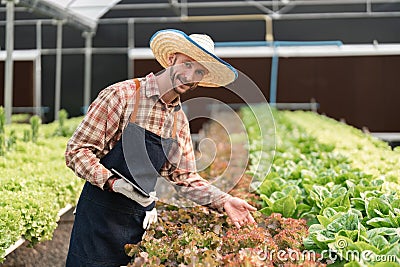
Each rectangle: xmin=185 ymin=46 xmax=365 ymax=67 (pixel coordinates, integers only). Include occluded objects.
xmin=185 ymin=81 xmax=199 ymax=90
xmin=173 ymin=74 xmax=199 ymax=90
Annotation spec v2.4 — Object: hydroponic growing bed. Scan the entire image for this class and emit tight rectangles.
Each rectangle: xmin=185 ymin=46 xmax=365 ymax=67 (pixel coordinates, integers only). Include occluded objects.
xmin=0 ymin=109 xmax=83 ymax=262
xmin=243 ymin=107 xmax=400 ymax=267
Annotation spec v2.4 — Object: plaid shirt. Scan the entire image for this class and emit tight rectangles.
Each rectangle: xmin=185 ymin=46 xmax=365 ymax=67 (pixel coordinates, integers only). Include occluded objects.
xmin=65 ymin=73 xmax=231 ymax=211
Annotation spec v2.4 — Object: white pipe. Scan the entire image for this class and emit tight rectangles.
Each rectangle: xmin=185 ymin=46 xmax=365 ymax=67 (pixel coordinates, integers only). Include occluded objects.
xmin=35 ymin=20 xmax=42 ymax=117
xmin=181 ymin=14 xmax=271 ymax=22
xmin=245 ymin=0 xmax=273 ymax=14
xmin=367 ymin=0 xmax=372 ymax=13
xmin=0 ymin=6 xmax=27 ymax=12
xmin=3 ymin=0 xmax=16 ymax=125
xmin=1 ymin=8 xmax=400 ymax=28
xmin=0 ymin=50 xmax=39 ymax=60
xmin=0 ymin=19 xmax=53 ymax=25
xmin=108 ymin=0 xmax=400 ymax=10
xmin=275 ymin=0 xmax=400 ymax=5
xmin=272 ymin=0 xmax=279 ymax=12
xmin=54 ymin=20 xmax=63 ymax=121
xmin=129 ymin=44 xmax=400 ymax=59
xmin=98 ymin=10 xmax=400 ymax=24
xmin=40 ymin=47 xmax=127 ymax=55
xmin=83 ymin=31 xmax=93 ymax=113
xmin=4 ymin=0 xmax=396 ymax=13
xmin=111 ymin=3 xmax=171 ymax=10
xmin=181 ymin=0 xmax=188 ymax=17
xmin=127 ymin=18 xmax=134 ymax=78
xmin=99 ymin=16 xmax=182 ymax=24
xmin=270 ymin=11 xmax=400 ymax=19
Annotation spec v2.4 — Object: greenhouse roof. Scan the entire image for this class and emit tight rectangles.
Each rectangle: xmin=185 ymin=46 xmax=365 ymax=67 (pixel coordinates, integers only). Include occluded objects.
xmin=18 ymin=0 xmax=121 ymax=31
xmin=5 ymin=0 xmax=400 ymax=32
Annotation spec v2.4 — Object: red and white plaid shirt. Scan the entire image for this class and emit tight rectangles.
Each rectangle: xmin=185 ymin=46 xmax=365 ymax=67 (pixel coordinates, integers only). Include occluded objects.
xmin=65 ymin=73 xmax=231 ymax=210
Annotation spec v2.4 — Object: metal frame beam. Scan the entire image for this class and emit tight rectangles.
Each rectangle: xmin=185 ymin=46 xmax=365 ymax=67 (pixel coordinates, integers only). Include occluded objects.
xmin=1 ymin=0 xmax=400 ymax=25
xmin=108 ymin=0 xmax=400 ymax=10
xmin=83 ymin=30 xmax=94 ymax=113
xmin=17 ymin=0 xmax=96 ymax=31
xmin=3 ymin=0 xmax=17 ymax=124
xmin=34 ymin=20 xmax=42 ymax=117
xmin=54 ymin=19 xmax=63 ymax=120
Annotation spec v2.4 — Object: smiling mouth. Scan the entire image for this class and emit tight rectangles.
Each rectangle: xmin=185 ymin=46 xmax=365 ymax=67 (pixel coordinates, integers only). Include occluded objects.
xmin=177 ymin=77 xmax=195 ymax=89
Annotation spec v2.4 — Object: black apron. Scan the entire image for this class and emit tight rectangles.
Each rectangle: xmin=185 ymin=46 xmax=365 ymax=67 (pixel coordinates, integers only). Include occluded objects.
xmin=66 ymin=79 xmax=177 ymax=267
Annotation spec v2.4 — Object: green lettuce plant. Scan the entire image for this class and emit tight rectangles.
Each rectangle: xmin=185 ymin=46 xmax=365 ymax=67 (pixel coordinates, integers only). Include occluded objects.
xmin=242 ymin=107 xmax=400 ymax=266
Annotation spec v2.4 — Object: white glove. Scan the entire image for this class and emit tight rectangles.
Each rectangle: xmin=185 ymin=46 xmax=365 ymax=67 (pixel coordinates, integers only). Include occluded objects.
xmin=143 ymin=207 xmax=158 ymax=230
xmin=112 ymin=179 xmax=157 ymax=207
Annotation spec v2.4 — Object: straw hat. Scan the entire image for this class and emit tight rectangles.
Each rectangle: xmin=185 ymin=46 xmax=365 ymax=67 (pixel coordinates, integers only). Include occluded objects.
xmin=150 ymin=29 xmax=238 ymax=87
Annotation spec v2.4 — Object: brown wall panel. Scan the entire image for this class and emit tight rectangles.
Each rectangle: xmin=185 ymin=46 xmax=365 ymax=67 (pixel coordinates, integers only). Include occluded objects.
xmin=134 ymin=58 xmax=271 ymax=132
xmin=0 ymin=61 xmax=34 ymax=107
xmin=278 ymin=56 xmax=400 ymax=132
xmin=133 ymin=55 xmax=400 ymax=132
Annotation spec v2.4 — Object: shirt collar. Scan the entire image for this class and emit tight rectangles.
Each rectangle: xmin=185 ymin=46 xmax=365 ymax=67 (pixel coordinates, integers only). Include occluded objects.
xmin=144 ymin=72 xmax=181 ymax=110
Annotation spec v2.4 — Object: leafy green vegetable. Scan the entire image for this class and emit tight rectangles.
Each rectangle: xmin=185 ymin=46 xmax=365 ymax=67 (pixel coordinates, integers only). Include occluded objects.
xmin=0 ymin=114 xmax=83 ymax=262
xmin=242 ymin=107 xmax=400 ymax=266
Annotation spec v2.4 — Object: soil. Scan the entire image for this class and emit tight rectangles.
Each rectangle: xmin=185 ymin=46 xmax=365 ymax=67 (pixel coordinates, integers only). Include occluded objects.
xmin=0 ymin=208 xmax=75 ymax=267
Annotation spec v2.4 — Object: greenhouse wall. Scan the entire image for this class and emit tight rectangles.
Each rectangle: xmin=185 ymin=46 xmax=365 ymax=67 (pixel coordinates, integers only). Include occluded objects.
xmin=0 ymin=60 xmax=34 ymax=107
xmin=277 ymin=55 xmax=400 ymax=132
xmin=134 ymin=55 xmax=400 ymax=132
xmin=1 ymin=2 xmax=400 ymax=130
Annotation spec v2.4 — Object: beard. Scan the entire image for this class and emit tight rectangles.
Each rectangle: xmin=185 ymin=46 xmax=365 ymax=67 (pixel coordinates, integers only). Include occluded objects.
xmin=169 ymin=66 xmax=198 ymax=95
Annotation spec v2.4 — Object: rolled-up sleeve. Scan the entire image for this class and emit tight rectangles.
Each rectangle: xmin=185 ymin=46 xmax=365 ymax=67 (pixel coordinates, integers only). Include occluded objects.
xmin=65 ymin=85 xmax=128 ymax=189
xmin=161 ymin=115 xmax=232 ymax=211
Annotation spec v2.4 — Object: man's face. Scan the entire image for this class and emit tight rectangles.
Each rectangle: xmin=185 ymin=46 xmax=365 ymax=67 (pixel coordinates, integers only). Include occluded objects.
xmin=168 ymin=53 xmax=209 ymax=95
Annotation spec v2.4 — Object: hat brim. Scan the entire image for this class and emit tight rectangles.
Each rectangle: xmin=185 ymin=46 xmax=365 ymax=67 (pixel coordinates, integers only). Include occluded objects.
xmin=150 ymin=29 xmax=238 ymax=87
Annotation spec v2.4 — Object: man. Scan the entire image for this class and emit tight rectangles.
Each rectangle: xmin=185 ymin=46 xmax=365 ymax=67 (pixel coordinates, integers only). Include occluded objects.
xmin=65 ymin=29 xmax=256 ymax=267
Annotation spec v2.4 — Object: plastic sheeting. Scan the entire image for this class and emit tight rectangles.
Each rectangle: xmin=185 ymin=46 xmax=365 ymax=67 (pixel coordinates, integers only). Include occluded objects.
xmin=19 ymin=0 xmax=121 ymax=31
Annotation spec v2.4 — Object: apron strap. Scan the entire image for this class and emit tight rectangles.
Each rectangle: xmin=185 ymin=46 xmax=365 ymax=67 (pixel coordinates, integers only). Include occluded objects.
xmin=129 ymin=78 xmax=178 ymax=139
xmin=130 ymin=79 xmax=141 ymax=123
xmin=172 ymin=112 xmax=177 ymax=139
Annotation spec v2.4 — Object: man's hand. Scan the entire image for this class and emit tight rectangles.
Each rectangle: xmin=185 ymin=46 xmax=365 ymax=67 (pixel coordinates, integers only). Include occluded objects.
xmin=111 ymin=178 xmax=157 ymax=207
xmin=143 ymin=208 xmax=158 ymax=230
xmin=224 ymin=197 xmax=257 ymax=228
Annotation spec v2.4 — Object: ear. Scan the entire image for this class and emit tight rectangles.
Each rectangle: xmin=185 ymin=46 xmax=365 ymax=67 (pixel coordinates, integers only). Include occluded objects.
xmin=166 ymin=53 xmax=176 ymax=66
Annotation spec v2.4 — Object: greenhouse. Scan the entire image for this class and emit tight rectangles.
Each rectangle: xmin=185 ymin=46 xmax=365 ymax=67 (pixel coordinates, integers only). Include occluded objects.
xmin=1 ymin=0 xmax=400 ymax=266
